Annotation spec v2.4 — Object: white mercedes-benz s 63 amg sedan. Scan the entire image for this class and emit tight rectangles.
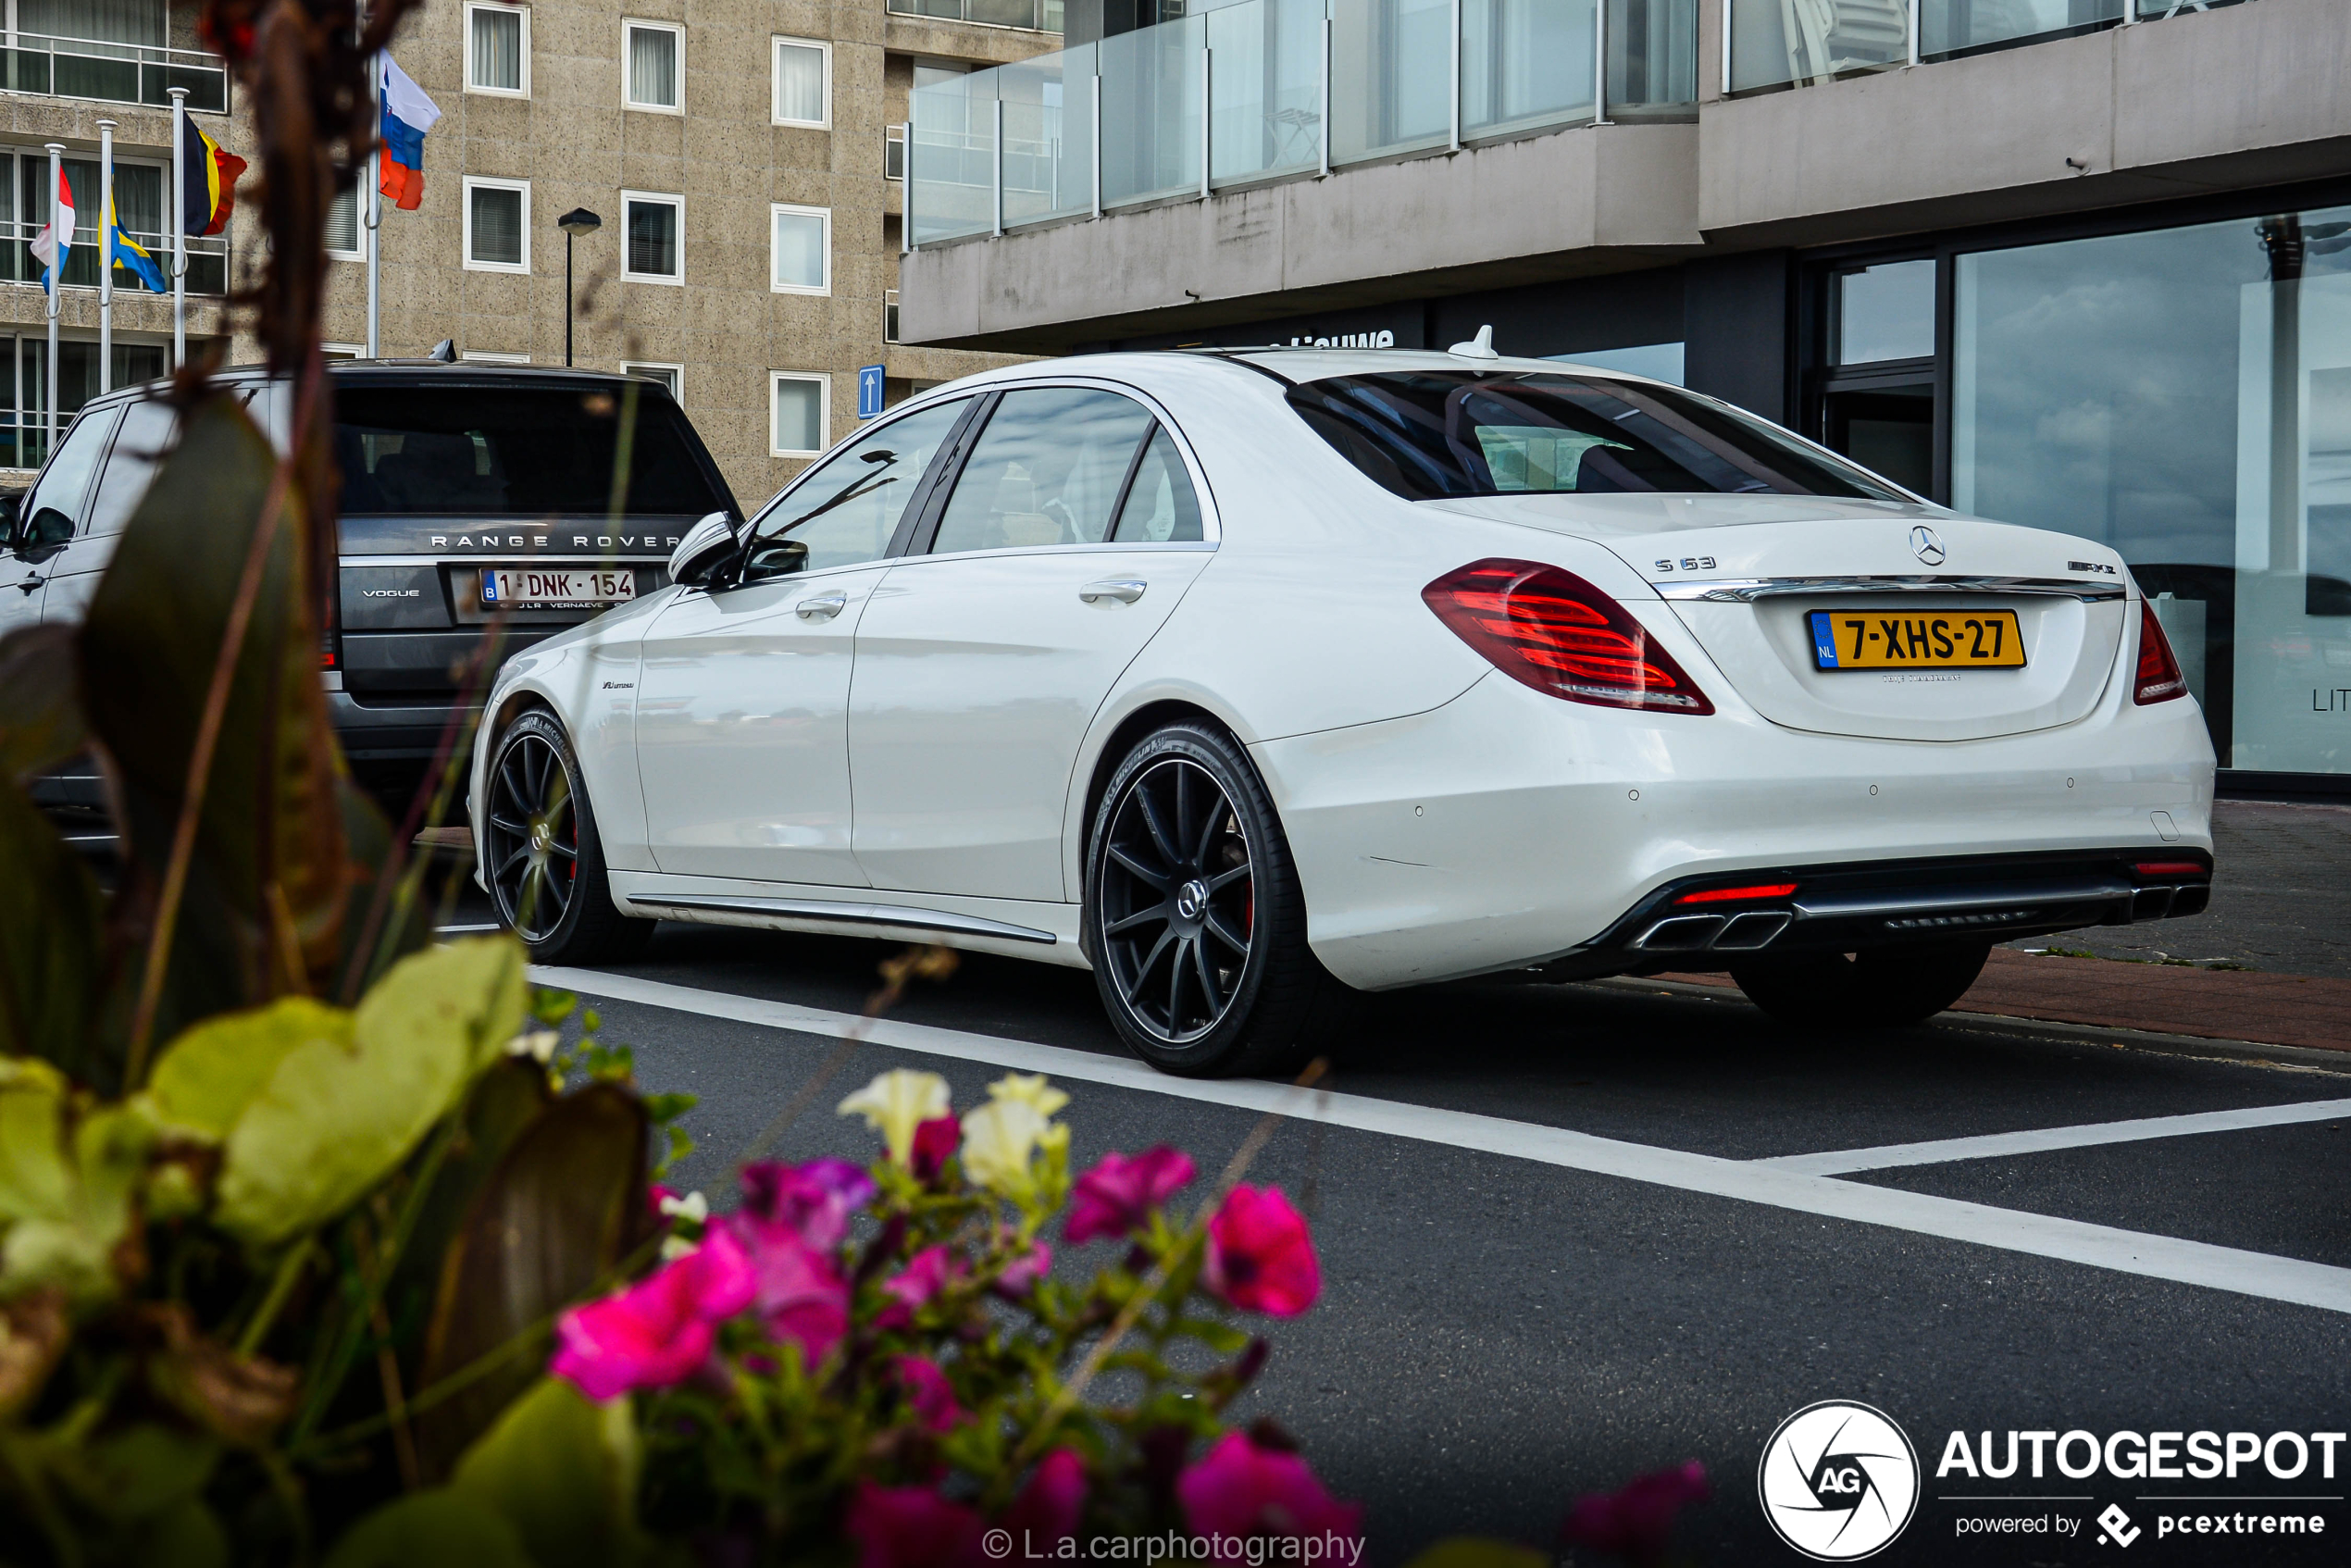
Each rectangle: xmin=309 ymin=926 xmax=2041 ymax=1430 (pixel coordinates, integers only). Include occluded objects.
xmin=470 ymin=342 xmax=2216 ymax=1076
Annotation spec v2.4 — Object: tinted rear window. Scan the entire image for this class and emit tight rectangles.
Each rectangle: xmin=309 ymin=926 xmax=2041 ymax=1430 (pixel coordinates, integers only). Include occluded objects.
xmin=1287 ymin=372 xmax=1908 ymax=503
xmin=333 ymin=384 xmax=732 ymax=516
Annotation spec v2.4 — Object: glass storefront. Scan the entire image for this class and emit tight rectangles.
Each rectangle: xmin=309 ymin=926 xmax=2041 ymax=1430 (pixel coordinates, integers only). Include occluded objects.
xmin=1953 ymin=203 xmax=2351 ymax=778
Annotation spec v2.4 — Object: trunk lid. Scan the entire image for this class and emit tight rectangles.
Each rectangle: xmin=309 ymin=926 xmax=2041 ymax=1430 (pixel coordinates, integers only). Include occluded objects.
xmin=1423 ymin=494 xmax=2132 ymax=741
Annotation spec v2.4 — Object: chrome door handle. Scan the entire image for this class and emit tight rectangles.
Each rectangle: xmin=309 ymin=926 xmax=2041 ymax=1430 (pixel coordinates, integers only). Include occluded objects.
xmin=795 ymin=591 xmax=849 ymax=620
xmin=1078 ymin=579 xmax=1146 ymax=604
xmin=14 ymin=575 xmax=41 ymax=594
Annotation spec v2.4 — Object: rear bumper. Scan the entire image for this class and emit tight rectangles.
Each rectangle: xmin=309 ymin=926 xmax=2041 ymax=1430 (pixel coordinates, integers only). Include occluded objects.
xmin=328 ymin=690 xmax=476 ymax=763
xmin=1539 ymin=848 xmax=2213 ymax=980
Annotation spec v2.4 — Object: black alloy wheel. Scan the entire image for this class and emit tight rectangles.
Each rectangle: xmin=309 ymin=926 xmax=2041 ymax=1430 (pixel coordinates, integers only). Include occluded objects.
xmin=483 ymin=709 xmax=653 ymax=964
xmin=1085 ymin=721 xmax=1350 ymax=1076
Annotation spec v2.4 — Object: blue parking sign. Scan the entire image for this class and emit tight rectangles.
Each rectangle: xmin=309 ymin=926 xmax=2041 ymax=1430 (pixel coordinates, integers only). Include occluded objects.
xmin=857 ymin=365 xmax=885 ymax=420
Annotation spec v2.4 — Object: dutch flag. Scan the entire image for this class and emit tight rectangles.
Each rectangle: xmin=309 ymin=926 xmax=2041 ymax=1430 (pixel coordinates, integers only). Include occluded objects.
xmin=30 ymin=166 xmax=73 ymax=294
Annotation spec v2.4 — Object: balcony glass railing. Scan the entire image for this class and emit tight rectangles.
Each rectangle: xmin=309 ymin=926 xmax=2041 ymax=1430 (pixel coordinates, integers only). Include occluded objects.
xmin=887 ymin=0 xmax=1065 ymax=34
xmin=0 ymin=31 xmax=229 ymax=112
xmin=1730 ymin=0 xmax=2258 ymax=97
xmin=911 ymin=0 xmax=1697 ymax=245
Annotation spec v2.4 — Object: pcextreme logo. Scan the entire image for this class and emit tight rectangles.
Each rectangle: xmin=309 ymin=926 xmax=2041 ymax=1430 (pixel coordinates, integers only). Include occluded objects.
xmin=1759 ymin=1400 xmax=1921 ymax=1562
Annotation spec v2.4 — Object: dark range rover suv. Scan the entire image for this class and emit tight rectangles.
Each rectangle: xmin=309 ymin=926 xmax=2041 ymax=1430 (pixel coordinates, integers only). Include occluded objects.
xmin=3 ymin=361 xmax=739 ymax=814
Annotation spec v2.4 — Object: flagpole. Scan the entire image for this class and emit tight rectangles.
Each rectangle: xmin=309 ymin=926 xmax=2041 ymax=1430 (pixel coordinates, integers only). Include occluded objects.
xmin=169 ymin=86 xmax=187 ymax=370
xmin=367 ymin=51 xmax=382 ymax=357
xmin=44 ymin=142 xmax=61 ymax=457
xmin=98 ymin=118 xmax=114 ymax=394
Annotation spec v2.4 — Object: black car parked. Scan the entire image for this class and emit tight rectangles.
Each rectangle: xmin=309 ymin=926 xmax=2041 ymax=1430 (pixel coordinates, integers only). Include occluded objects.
xmin=1 ymin=361 xmax=739 ymax=815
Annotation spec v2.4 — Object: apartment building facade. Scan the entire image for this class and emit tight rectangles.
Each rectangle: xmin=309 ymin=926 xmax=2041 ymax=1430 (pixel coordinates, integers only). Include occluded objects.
xmin=2 ymin=0 xmax=1060 ymax=503
xmin=900 ymin=0 xmax=2351 ymax=795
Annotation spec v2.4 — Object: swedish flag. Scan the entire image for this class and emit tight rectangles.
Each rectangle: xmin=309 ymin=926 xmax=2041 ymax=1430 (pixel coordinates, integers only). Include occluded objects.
xmin=108 ymin=198 xmax=165 ymax=293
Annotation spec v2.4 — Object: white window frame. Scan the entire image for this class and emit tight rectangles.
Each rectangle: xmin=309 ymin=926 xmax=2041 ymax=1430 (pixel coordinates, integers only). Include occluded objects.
xmin=771 ymin=36 xmax=832 ymax=130
xmin=321 ymin=342 xmax=366 ymax=360
xmin=462 ymin=350 xmax=531 ymax=364
xmin=622 ymin=361 xmax=684 ymax=404
xmin=622 ymin=19 xmax=684 ymax=114
xmin=464 ymin=1 xmax=531 ymax=98
xmin=621 ymin=191 xmax=685 ymax=286
xmin=769 ymin=202 xmax=831 ymax=296
xmin=769 ymin=371 xmax=831 ymax=459
xmin=325 ymin=184 xmax=366 ymax=261
xmin=885 ymin=289 xmax=900 ymax=344
xmin=462 ymin=176 xmax=532 ymax=273
xmin=885 ymin=123 xmax=905 ymax=181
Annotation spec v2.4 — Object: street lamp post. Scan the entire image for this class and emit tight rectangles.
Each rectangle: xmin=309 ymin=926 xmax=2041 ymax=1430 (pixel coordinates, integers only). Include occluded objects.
xmin=557 ymin=207 xmax=601 ymax=367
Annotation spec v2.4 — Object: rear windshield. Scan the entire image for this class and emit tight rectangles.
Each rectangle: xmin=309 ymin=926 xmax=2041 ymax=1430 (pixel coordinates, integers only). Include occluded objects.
xmin=333 ymin=385 xmax=733 ymax=517
xmin=1287 ymin=372 xmax=1909 ymax=503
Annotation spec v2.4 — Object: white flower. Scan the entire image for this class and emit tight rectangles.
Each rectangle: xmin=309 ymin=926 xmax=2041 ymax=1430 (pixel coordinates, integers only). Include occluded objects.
xmin=658 ymin=1235 xmax=695 ymax=1262
xmin=657 ymin=1189 xmax=708 ymax=1224
xmin=505 ymin=1029 xmax=559 ymax=1064
xmin=987 ymin=1072 xmax=1069 ymax=1120
xmin=837 ymin=1068 xmax=952 ymax=1165
xmin=960 ymin=1099 xmax=1051 ymax=1198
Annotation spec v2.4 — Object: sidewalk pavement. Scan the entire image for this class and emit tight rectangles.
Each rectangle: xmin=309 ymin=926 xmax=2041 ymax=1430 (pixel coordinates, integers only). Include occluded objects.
xmin=1666 ymin=799 xmax=2351 ymax=1052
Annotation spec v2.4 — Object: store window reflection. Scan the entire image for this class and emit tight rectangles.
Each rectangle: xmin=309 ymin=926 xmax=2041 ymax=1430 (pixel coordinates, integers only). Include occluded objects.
xmin=1953 ymin=205 xmax=2351 ymax=778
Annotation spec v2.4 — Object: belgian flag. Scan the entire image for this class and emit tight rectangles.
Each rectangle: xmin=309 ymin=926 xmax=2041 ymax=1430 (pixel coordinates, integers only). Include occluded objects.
xmin=178 ymin=107 xmax=245 ymax=237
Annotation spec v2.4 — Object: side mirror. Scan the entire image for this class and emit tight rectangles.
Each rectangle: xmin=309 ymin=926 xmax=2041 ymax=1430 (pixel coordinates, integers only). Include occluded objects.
xmin=667 ymin=511 xmax=737 ymax=587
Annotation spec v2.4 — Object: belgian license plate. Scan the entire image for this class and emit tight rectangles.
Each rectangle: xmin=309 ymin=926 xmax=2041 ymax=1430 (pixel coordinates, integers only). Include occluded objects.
xmin=1809 ymin=608 xmax=2025 ymax=670
xmin=479 ymin=567 xmax=637 ymax=608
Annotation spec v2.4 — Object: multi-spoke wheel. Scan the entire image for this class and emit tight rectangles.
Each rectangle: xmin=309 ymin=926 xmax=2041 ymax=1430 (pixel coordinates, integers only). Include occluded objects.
xmin=1084 ymin=721 xmax=1350 ymax=1076
xmin=481 ymin=709 xmax=654 ymax=964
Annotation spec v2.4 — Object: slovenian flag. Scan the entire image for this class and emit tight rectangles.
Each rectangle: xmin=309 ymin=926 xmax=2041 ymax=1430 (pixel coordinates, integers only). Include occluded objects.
xmin=29 ymin=166 xmax=72 ymax=293
xmin=109 ymin=197 xmax=167 ymax=293
xmin=379 ymin=56 xmax=442 ymax=212
xmin=178 ymin=107 xmax=245 ymax=236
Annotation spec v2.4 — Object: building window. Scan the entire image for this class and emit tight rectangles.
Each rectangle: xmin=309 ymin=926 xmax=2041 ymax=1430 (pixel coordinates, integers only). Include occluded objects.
xmin=773 ymin=37 xmax=830 ymax=128
xmin=462 ymin=350 xmax=530 ymax=364
xmin=885 ymin=123 xmax=905 ymax=181
xmin=1835 ymin=259 xmax=1936 ymax=367
xmin=771 ymin=204 xmax=829 ymax=295
xmin=463 ymin=178 xmax=530 ymax=272
xmin=466 ymin=2 xmax=529 ymax=97
xmin=885 ymin=290 xmax=900 ymax=344
xmin=623 ymin=193 xmax=683 ymax=283
xmin=326 ymin=184 xmax=363 ymax=260
xmin=623 ymin=362 xmax=683 ymax=404
xmin=624 ymin=19 xmax=682 ymax=112
xmin=321 ymin=342 xmax=366 ymax=360
xmin=771 ymin=371 xmax=830 ymax=457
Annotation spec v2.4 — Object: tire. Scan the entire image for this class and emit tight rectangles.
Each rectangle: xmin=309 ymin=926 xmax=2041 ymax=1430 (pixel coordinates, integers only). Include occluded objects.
xmin=1083 ymin=721 xmax=1346 ymax=1077
xmin=481 ymin=709 xmax=655 ymax=965
xmin=1727 ymin=940 xmax=1991 ymax=1030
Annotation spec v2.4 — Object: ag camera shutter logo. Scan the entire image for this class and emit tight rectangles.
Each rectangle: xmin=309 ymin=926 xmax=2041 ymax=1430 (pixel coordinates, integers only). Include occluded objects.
xmin=1759 ymin=1400 xmax=1920 ymax=1561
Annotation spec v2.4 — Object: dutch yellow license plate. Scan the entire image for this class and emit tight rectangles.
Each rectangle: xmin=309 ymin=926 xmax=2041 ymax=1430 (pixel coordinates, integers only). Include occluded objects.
xmin=1809 ymin=608 xmax=2025 ymax=670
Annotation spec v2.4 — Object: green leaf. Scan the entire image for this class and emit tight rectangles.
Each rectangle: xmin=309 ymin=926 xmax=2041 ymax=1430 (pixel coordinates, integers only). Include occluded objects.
xmin=78 ymin=392 xmax=350 ymax=1051
xmin=126 ymin=1496 xmax=231 ymax=1568
xmin=143 ymin=996 xmax=351 ymax=1142
xmin=1399 ymin=1540 xmax=1551 ymax=1568
xmin=323 ymin=1490 xmax=538 ymax=1568
xmin=0 ymin=623 xmax=87 ymax=779
xmin=0 ymin=1072 xmax=149 ymax=1302
xmin=451 ymin=1377 xmax=641 ymax=1567
xmin=0 ymin=783 xmax=106 ymax=1084
xmin=212 ymin=939 xmax=524 ymax=1246
xmin=53 ymin=1422 xmax=222 ymax=1520
xmin=411 ymin=1083 xmax=652 ymax=1480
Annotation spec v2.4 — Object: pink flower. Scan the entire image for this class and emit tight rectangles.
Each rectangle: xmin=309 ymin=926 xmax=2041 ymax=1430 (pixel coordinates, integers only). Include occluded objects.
xmin=994 ymin=1240 xmax=1051 ymax=1299
xmin=880 ymin=1243 xmax=960 ymax=1327
xmin=1560 ymin=1462 xmax=1709 ymax=1568
xmin=551 ymin=1227 xmax=758 ymax=1400
xmin=1066 ymin=1147 xmax=1197 ymax=1244
xmin=843 ymin=1481 xmax=982 ymax=1568
xmin=1204 ymin=1186 xmax=1320 ymax=1317
xmin=894 ymin=1355 xmax=964 ymax=1433
xmin=740 ymin=1157 xmax=875 ymax=1250
xmin=721 ymin=1213 xmax=851 ymax=1364
xmin=1001 ymin=1449 xmax=1087 ymax=1546
xmin=911 ymin=1115 xmax=961 ymax=1184
xmin=1177 ymin=1432 xmax=1361 ymax=1549
xmin=647 ymin=1182 xmax=678 ymax=1218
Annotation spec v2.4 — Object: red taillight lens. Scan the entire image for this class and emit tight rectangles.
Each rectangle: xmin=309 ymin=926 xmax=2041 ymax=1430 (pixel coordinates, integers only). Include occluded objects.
xmin=2133 ymin=600 xmax=2187 ymax=704
xmin=2133 ymin=861 xmax=2206 ymax=878
xmin=1675 ymin=882 xmax=1798 ymax=904
xmin=1422 ymin=559 xmax=1714 ymax=715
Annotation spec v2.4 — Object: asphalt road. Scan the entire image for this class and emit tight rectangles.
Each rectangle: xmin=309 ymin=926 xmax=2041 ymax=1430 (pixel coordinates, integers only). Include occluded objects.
xmin=482 ymin=912 xmax=2351 ymax=1568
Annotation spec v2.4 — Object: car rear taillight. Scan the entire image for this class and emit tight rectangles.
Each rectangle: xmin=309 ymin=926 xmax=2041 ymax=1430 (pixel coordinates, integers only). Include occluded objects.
xmin=2133 ymin=861 xmax=2206 ymax=879
xmin=2133 ymin=600 xmax=2187 ymax=704
xmin=1675 ymin=882 xmax=1797 ymax=904
xmin=1422 ymin=559 xmax=1714 ymax=715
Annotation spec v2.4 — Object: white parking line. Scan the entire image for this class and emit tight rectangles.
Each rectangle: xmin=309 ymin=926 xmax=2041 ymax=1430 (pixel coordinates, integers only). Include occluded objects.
xmin=535 ymin=966 xmax=2351 ymax=1317
xmin=437 ymin=923 xmax=504 ymax=934
xmin=1759 ymin=1098 xmax=2351 ymax=1175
